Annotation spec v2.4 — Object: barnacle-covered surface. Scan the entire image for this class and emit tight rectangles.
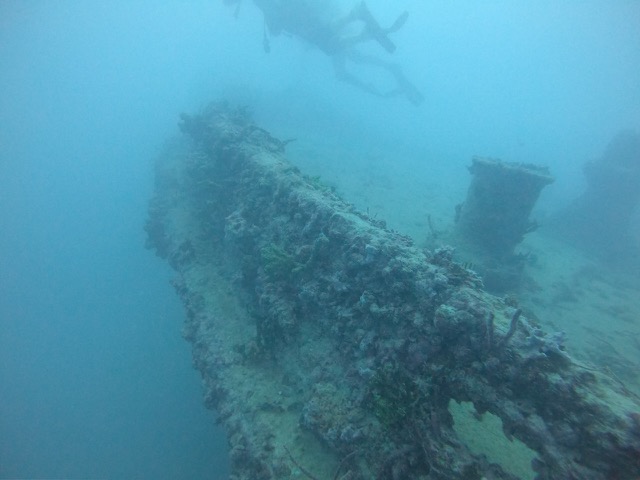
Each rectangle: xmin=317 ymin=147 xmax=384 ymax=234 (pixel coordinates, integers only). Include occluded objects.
xmin=145 ymin=102 xmax=640 ymax=479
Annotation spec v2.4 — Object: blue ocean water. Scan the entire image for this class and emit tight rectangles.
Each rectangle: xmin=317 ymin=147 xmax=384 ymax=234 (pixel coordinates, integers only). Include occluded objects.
xmin=0 ymin=2 xmax=234 ymax=478
xmin=1 ymin=1 xmax=639 ymax=479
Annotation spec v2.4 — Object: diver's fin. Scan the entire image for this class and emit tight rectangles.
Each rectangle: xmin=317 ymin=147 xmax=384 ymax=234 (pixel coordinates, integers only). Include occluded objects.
xmin=263 ymin=21 xmax=271 ymax=53
xmin=389 ymin=64 xmax=424 ymax=106
xmin=356 ymin=2 xmax=397 ymax=53
xmin=386 ymin=11 xmax=408 ymax=35
xmin=403 ymin=81 xmax=424 ymax=106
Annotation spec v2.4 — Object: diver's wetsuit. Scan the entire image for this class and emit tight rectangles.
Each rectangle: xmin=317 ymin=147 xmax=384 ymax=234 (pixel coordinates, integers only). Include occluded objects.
xmin=247 ymin=0 xmax=424 ymax=105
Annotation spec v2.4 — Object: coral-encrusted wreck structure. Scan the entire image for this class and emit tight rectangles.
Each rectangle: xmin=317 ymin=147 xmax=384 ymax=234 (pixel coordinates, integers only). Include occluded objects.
xmin=455 ymin=157 xmax=553 ymax=260
xmin=451 ymin=157 xmax=553 ymax=292
xmin=145 ymin=103 xmax=640 ymax=479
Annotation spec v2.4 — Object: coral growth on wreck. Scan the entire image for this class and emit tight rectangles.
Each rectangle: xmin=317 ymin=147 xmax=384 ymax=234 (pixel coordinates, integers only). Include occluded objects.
xmin=145 ymin=103 xmax=640 ymax=480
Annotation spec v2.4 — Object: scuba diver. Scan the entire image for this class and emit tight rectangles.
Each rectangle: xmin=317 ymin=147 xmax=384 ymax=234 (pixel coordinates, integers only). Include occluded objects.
xmin=224 ymin=0 xmax=424 ymax=106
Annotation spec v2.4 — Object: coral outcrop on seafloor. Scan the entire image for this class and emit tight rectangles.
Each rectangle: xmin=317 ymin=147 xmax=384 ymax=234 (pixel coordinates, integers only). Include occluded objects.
xmin=145 ymin=102 xmax=640 ymax=479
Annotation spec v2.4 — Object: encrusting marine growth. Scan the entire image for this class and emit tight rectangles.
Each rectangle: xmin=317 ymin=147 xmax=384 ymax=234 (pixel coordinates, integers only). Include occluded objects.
xmin=145 ymin=102 xmax=640 ymax=479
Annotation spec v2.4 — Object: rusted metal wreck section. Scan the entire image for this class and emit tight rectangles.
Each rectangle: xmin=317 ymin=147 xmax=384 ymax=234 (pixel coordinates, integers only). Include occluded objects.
xmin=145 ymin=103 xmax=639 ymax=479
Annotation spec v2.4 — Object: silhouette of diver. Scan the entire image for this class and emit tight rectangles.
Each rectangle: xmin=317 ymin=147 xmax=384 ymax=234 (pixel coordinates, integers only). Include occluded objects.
xmin=224 ymin=0 xmax=424 ymax=106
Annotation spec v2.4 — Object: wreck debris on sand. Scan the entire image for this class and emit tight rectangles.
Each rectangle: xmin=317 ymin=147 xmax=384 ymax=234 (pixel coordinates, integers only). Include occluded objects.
xmin=145 ymin=102 xmax=640 ymax=479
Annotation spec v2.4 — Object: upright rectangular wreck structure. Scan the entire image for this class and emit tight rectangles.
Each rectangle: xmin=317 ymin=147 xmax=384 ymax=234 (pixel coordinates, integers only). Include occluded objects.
xmin=146 ymin=103 xmax=639 ymax=479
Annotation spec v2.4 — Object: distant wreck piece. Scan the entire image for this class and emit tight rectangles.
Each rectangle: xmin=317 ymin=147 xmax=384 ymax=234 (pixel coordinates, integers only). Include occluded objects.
xmin=455 ymin=157 xmax=553 ymax=259
xmin=550 ymin=130 xmax=640 ymax=262
xmin=145 ymin=103 xmax=639 ymax=479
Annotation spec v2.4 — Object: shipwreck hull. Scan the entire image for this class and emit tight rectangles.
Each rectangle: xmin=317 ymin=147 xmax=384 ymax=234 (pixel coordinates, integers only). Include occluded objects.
xmin=145 ymin=103 xmax=640 ymax=479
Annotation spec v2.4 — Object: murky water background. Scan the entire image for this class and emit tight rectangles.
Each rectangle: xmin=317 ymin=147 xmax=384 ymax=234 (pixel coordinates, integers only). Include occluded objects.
xmin=1 ymin=1 xmax=639 ymax=478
